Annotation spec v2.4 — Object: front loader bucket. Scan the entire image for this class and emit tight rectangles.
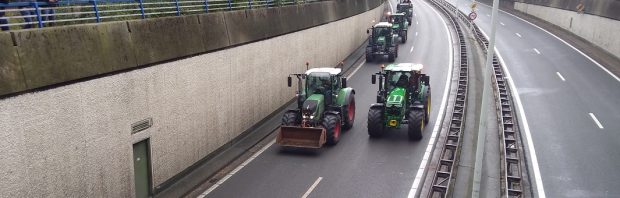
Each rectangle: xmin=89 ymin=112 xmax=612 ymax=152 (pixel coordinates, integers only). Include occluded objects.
xmin=277 ymin=126 xmax=326 ymax=148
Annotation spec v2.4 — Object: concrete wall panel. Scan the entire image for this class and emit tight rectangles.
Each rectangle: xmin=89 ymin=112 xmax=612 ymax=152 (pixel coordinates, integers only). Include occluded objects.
xmin=198 ymin=12 xmax=231 ymax=51
xmin=14 ymin=22 xmax=136 ymax=89
xmin=128 ymin=15 xmax=206 ymax=65
xmin=0 ymin=32 xmax=26 ymax=95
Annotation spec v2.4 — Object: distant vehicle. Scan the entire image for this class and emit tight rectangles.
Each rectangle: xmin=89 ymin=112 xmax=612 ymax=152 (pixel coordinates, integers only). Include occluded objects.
xmin=277 ymin=66 xmax=356 ymax=148
xmin=368 ymin=63 xmax=431 ymax=140
xmin=366 ymin=22 xmax=399 ymax=62
xmin=388 ymin=12 xmax=409 ymax=43
xmin=397 ymin=1 xmax=413 ymax=24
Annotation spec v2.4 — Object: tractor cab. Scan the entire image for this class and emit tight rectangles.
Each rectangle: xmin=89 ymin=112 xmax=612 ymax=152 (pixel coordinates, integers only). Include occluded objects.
xmin=388 ymin=13 xmax=407 ymax=30
xmin=304 ymin=68 xmax=343 ymax=106
xmin=397 ymin=1 xmax=413 ymax=24
xmin=369 ymin=22 xmax=394 ymax=46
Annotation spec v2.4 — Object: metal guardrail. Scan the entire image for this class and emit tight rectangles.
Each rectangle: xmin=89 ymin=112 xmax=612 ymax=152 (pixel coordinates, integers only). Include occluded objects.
xmin=0 ymin=0 xmax=322 ymax=31
xmin=425 ymin=0 xmax=469 ymax=197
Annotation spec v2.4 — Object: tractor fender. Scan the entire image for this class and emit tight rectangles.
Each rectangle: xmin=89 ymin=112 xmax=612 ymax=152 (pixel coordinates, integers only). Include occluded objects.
xmin=336 ymin=88 xmax=355 ymax=107
xmin=412 ymin=85 xmax=430 ymax=109
xmin=323 ymin=110 xmax=340 ymax=118
xmin=370 ymin=103 xmax=385 ymax=109
xmin=411 ymin=101 xmax=424 ymax=109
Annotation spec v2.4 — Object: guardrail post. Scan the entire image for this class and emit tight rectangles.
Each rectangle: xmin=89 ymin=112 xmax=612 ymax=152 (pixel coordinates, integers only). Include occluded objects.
xmin=138 ymin=0 xmax=145 ymax=19
xmin=175 ymin=0 xmax=180 ymax=16
xmin=227 ymin=0 xmax=232 ymax=10
xmin=92 ymin=0 xmax=101 ymax=23
xmin=33 ymin=2 xmax=43 ymax=28
xmin=204 ymin=0 xmax=209 ymax=13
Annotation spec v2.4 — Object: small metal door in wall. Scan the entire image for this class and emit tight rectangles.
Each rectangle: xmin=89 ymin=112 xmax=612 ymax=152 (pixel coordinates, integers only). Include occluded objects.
xmin=133 ymin=139 xmax=152 ymax=198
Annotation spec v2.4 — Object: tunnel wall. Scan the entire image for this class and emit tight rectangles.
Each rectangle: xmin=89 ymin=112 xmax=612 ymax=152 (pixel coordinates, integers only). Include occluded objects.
xmin=0 ymin=1 xmax=384 ymax=198
xmin=514 ymin=2 xmax=620 ymax=59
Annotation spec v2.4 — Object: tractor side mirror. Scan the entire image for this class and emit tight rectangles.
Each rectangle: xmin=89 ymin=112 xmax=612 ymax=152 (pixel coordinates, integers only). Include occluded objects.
xmin=341 ymin=77 xmax=347 ymax=88
xmin=371 ymin=74 xmax=377 ymax=84
xmin=367 ymin=29 xmax=370 ymax=34
xmin=287 ymin=76 xmax=292 ymax=87
xmin=422 ymin=75 xmax=430 ymax=86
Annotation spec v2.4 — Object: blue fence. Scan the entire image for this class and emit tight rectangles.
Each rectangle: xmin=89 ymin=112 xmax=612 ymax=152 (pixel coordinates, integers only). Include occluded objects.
xmin=0 ymin=0 xmax=321 ymax=31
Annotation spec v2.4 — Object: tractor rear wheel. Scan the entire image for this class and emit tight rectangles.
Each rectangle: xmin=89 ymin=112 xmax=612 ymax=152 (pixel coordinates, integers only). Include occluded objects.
xmin=408 ymin=109 xmax=424 ymax=140
xmin=366 ymin=53 xmax=373 ymax=62
xmin=402 ymin=32 xmax=407 ymax=43
xmin=282 ymin=111 xmax=299 ymax=126
xmin=367 ymin=106 xmax=385 ymax=138
xmin=323 ymin=114 xmax=341 ymax=145
xmin=343 ymin=97 xmax=356 ymax=130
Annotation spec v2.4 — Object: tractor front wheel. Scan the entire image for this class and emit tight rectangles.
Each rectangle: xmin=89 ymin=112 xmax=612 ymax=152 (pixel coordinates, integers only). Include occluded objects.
xmin=282 ymin=111 xmax=299 ymax=126
xmin=408 ymin=109 xmax=425 ymax=140
xmin=402 ymin=32 xmax=407 ymax=43
xmin=424 ymin=92 xmax=431 ymax=124
xmin=367 ymin=106 xmax=385 ymax=138
xmin=323 ymin=114 xmax=341 ymax=145
xmin=343 ymin=97 xmax=356 ymax=130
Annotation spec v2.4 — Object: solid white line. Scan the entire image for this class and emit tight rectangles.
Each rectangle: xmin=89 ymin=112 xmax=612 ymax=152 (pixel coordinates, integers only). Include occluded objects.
xmin=477 ymin=2 xmax=620 ymax=82
xmin=533 ymin=48 xmax=541 ymax=54
xmin=410 ymin=46 xmax=414 ymax=53
xmin=500 ymin=22 xmax=505 ymax=26
xmin=515 ymin=32 xmax=522 ymax=37
xmin=408 ymin=1 xmax=454 ymax=197
xmin=589 ymin=113 xmax=604 ymax=129
xmin=301 ymin=177 xmax=323 ymax=198
xmin=199 ymin=139 xmax=276 ymax=196
xmin=388 ymin=0 xmax=394 ymax=12
xmin=477 ymin=26 xmax=546 ymax=197
xmin=347 ymin=60 xmax=366 ymax=78
xmin=556 ymin=72 xmax=565 ymax=81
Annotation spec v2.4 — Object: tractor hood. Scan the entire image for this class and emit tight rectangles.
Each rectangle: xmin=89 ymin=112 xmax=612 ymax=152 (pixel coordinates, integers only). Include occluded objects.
xmin=376 ymin=36 xmax=386 ymax=44
xmin=386 ymin=87 xmax=406 ymax=107
xmin=392 ymin=24 xmax=400 ymax=29
xmin=302 ymin=94 xmax=324 ymax=120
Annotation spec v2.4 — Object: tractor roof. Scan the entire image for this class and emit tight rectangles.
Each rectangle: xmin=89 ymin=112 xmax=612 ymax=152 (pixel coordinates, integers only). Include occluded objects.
xmin=374 ymin=22 xmax=393 ymax=28
xmin=305 ymin=67 xmax=342 ymax=75
xmin=391 ymin=13 xmax=406 ymax=16
xmin=384 ymin=63 xmax=424 ymax=72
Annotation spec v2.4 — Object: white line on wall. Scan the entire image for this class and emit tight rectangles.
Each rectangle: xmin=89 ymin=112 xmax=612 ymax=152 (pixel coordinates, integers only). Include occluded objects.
xmin=589 ymin=113 xmax=604 ymax=129
xmin=301 ymin=177 xmax=323 ymax=198
xmin=407 ymin=1 xmax=454 ymax=197
xmin=556 ymin=72 xmax=565 ymax=81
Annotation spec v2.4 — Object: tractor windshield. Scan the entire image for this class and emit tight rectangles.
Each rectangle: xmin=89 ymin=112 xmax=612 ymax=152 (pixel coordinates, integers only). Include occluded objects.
xmin=306 ymin=72 xmax=331 ymax=95
xmin=373 ymin=27 xmax=390 ymax=37
xmin=393 ymin=16 xmax=403 ymax=24
xmin=387 ymin=71 xmax=411 ymax=91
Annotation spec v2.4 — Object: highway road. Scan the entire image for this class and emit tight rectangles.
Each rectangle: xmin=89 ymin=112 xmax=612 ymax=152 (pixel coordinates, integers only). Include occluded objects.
xmin=453 ymin=1 xmax=620 ymax=197
xmin=198 ymin=0 xmax=455 ymax=197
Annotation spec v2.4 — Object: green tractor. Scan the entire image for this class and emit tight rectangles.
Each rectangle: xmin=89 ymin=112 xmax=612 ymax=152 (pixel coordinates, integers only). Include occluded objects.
xmin=367 ymin=63 xmax=431 ymax=140
xmin=366 ymin=22 xmax=399 ymax=63
xmin=278 ymin=67 xmax=356 ymax=148
xmin=397 ymin=0 xmax=413 ymax=25
xmin=388 ymin=13 xmax=409 ymax=43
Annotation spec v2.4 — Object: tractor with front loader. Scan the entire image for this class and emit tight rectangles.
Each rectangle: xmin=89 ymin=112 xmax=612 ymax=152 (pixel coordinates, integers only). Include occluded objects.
xmin=366 ymin=22 xmax=399 ymax=62
xmin=367 ymin=63 xmax=431 ymax=140
xmin=397 ymin=0 xmax=413 ymax=24
xmin=277 ymin=67 xmax=356 ymax=148
xmin=388 ymin=13 xmax=409 ymax=43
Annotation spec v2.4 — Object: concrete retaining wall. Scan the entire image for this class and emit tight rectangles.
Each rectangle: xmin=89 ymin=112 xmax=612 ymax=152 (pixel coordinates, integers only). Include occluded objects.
xmin=0 ymin=2 xmax=384 ymax=198
xmin=515 ymin=2 xmax=620 ymax=58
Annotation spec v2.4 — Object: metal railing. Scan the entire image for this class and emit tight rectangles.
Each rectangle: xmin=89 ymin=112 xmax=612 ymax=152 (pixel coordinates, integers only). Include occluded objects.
xmin=0 ymin=0 xmax=322 ymax=31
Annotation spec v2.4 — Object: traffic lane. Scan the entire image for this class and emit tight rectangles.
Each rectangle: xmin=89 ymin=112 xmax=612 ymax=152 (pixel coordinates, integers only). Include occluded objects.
xmin=205 ymin=0 xmax=452 ymax=196
xmin=457 ymin=1 xmax=620 ymax=196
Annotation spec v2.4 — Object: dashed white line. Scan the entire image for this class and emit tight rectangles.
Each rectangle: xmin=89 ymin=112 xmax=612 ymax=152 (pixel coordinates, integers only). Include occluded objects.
xmin=416 ymin=20 xmax=418 ymax=25
xmin=408 ymin=1 xmax=454 ymax=197
xmin=533 ymin=48 xmax=541 ymax=54
xmin=477 ymin=2 xmax=620 ymax=82
xmin=410 ymin=46 xmax=414 ymax=53
xmin=415 ymin=32 xmax=418 ymax=36
xmin=515 ymin=32 xmax=522 ymax=37
xmin=301 ymin=177 xmax=323 ymax=198
xmin=589 ymin=113 xmax=604 ymax=129
xmin=500 ymin=22 xmax=505 ymax=26
xmin=487 ymin=14 xmax=491 ymax=17
xmin=556 ymin=72 xmax=565 ymax=81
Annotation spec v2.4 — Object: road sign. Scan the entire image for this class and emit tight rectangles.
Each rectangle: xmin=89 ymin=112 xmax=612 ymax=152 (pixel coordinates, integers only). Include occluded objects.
xmin=469 ymin=11 xmax=477 ymax=20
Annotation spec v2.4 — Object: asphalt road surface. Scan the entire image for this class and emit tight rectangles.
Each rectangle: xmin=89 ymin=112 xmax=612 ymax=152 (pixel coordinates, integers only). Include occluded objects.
xmin=453 ymin=1 xmax=620 ymax=197
xmin=201 ymin=0 xmax=455 ymax=197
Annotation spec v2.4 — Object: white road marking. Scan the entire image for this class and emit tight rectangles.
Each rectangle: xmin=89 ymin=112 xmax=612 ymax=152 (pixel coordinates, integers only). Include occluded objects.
xmin=415 ymin=32 xmax=418 ymax=36
xmin=410 ymin=46 xmax=414 ymax=53
xmin=408 ymin=1 xmax=454 ymax=197
xmin=199 ymin=139 xmax=275 ymax=197
xmin=477 ymin=2 xmax=620 ymax=82
xmin=347 ymin=60 xmax=366 ymax=78
xmin=416 ymin=20 xmax=419 ymax=25
xmin=388 ymin=0 xmax=394 ymax=12
xmin=589 ymin=113 xmax=604 ymax=129
xmin=515 ymin=32 xmax=522 ymax=37
xmin=487 ymin=14 xmax=490 ymax=17
xmin=477 ymin=26 xmax=547 ymax=198
xmin=301 ymin=177 xmax=323 ymax=198
xmin=556 ymin=72 xmax=565 ymax=81
xmin=500 ymin=22 xmax=505 ymax=26
xmin=533 ymin=48 xmax=541 ymax=54
xmin=415 ymin=13 xmax=417 ymax=16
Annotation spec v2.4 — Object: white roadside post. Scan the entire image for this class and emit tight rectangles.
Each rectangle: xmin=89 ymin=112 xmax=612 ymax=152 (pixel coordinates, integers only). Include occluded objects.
xmin=472 ymin=0 xmax=499 ymax=197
